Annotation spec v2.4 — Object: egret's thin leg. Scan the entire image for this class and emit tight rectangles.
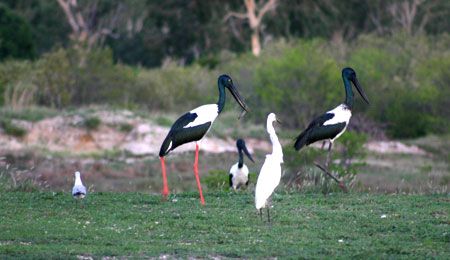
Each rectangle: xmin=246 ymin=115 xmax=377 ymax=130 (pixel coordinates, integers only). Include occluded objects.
xmin=267 ymin=208 xmax=271 ymax=223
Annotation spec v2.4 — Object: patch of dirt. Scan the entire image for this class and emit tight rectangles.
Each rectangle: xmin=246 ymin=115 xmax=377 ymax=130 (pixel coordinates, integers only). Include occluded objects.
xmin=364 ymin=141 xmax=427 ymax=155
xmin=0 ymin=109 xmax=427 ymax=156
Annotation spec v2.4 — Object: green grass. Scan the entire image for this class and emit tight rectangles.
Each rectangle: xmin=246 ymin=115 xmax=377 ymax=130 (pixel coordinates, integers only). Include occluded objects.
xmin=0 ymin=192 xmax=448 ymax=258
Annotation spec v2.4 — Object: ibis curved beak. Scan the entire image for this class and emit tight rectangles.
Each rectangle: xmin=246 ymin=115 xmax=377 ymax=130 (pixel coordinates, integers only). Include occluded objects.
xmin=352 ymin=77 xmax=369 ymax=104
xmin=228 ymin=84 xmax=249 ymax=113
xmin=242 ymin=142 xmax=254 ymax=163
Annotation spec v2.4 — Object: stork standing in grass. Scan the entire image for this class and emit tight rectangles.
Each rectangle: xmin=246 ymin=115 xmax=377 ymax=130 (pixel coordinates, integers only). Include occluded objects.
xmin=159 ymin=75 xmax=249 ymax=205
xmin=229 ymin=139 xmax=254 ymax=190
xmin=294 ymin=67 xmax=369 ymax=187
xmin=72 ymin=171 xmax=87 ymax=201
xmin=255 ymin=113 xmax=283 ymax=222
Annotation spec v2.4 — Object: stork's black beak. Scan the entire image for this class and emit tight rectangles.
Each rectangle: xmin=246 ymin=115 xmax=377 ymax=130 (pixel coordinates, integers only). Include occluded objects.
xmin=352 ymin=77 xmax=369 ymax=104
xmin=228 ymin=83 xmax=249 ymax=114
xmin=242 ymin=142 xmax=254 ymax=163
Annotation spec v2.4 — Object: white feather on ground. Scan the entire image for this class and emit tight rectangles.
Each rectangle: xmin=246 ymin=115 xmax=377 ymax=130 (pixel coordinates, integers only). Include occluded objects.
xmin=255 ymin=113 xmax=283 ymax=210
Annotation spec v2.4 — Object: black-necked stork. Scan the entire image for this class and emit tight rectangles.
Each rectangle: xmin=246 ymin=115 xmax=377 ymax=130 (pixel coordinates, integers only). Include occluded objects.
xmin=255 ymin=113 xmax=283 ymax=222
xmin=294 ymin=67 xmax=369 ymax=167
xmin=159 ymin=75 xmax=249 ymax=205
xmin=229 ymin=139 xmax=254 ymax=190
xmin=72 ymin=171 xmax=87 ymax=200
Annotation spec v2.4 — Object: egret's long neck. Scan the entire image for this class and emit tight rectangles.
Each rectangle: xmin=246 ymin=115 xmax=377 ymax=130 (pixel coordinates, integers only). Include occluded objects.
xmin=217 ymin=85 xmax=226 ymax=113
xmin=238 ymin=149 xmax=244 ymax=168
xmin=267 ymin=121 xmax=283 ymax=162
xmin=75 ymin=174 xmax=83 ymax=186
xmin=343 ymin=76 xmax=354 ymax=109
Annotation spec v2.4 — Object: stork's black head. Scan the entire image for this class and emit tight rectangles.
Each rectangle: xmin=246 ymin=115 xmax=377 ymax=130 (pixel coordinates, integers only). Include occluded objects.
xmin=218 ymin=74 xmax=249 ymax=112
xmin=218 ymin=74 xmax=233 ymax=88
xmin=342 ymin=67 xmax=369 ymax=104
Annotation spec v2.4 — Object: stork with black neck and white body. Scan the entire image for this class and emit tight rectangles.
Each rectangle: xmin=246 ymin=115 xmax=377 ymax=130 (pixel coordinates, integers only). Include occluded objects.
xmin=294 ymin=67 xmax=369 ymax=170
xmin=229 ymin=139 xmax=254 ymax=190
xmin=159 ymin=75 xmax=249 ymax=205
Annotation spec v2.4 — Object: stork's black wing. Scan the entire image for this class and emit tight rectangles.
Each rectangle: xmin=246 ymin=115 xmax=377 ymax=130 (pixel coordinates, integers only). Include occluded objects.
xmin=294 ymin=113 xmax=346 ymax=151
xmin=159 ymin=112 xmax=211 ymax=156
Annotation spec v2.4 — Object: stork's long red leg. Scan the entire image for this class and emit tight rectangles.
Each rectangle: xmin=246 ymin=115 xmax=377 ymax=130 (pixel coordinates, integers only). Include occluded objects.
xmin=194 ymin=143 xmax=205 ymax=205
xmin=160 ymin=156 xmax=169 ymax=199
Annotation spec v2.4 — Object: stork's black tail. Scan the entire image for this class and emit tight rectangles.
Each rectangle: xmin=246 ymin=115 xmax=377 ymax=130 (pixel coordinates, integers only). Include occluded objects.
xmin=159 ymin=135 xmax=172 ymax=157
xmin=294 ymin=129 xmax=309 ymax=151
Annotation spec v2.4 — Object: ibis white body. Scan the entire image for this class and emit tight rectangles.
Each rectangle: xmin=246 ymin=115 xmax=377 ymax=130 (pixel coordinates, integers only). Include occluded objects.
xmin=255 ymin=113 xmax=283 ymax=210
xmin=229 ymin=163 xmax=249 ymax=190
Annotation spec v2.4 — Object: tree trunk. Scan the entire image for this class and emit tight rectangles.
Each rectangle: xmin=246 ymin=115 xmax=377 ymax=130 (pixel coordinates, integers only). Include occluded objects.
xmin=251 ymin=30 xmax=261 ymax=56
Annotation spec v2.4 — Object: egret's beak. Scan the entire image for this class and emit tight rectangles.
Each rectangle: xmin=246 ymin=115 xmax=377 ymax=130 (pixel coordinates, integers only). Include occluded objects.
xmin=276 ymin=118 xmax=282 ymax=125
xmin=229 ymin=84 xmax=249 ymax=115
xmin=352 ymin=77 xmax=369 ymax=104
xmin=242 ymin=143 xmax=254 ymax=163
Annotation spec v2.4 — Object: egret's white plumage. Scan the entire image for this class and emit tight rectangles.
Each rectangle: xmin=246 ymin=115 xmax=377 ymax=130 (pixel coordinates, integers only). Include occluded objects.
xmin=183 ymin=104 xmax=219 ymax=128
xmin=72 ymin=171 xmax=87 ymax=199
xmin=255 ymin=113 xmax=283 ymax=211
xmin=229 ymin=163 xmax=249 ymax=190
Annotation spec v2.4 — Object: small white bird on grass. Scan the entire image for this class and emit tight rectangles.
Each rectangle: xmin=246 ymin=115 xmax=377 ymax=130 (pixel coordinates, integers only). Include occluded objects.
xmin=72 ymin=171 xmax=87 ymax=201
xmin=255 ymin=113 xmax=283 ymax=222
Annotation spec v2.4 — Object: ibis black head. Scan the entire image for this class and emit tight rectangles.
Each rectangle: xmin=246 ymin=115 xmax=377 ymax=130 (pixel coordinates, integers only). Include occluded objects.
xmin=236 ymin=138 xmax=254 ymax=163
xmin=342 ymin=67 xmax=369 ymax=105
xmin=218 ymin=74 xmax=249 ymax=113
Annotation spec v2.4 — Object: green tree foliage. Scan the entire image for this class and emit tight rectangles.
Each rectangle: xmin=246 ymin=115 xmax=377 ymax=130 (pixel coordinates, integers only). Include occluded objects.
xmin=0 ymin=4 xmax=36 ymax=60
xmin=3 ymin=0 xmax=450 ymax=66
xmin=252 ymin=40 xmax=340 ymax=128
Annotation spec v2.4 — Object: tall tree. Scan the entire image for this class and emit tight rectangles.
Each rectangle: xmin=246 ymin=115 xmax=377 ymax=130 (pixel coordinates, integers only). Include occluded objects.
xmin=225 ymin=0 xmax=278 ymax=56
xmin=0 ymin=4 xmax=36 ymax=60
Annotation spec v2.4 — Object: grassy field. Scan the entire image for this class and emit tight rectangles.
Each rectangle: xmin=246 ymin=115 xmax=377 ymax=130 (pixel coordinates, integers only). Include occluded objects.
xmin=0 ymin=191 xmax=449 ymax=258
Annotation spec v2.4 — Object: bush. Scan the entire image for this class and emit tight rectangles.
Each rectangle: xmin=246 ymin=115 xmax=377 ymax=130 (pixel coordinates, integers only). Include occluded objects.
xmin=251 ymin=40 xmax=341 ymax=128
xmin=0 ymin=119 xmax=27 ymax=137
xmin=332 ymin=131 xmax=368 ymax=187
xmin=282 ymin=131 xmax=367 ymax=192
xmin=132 ymin=64 xmax=215 ymax=112
xmin=0 ymin=60 xmax=36 ymax=108
xmin=83 ymin=116 xmax=101 ymax=131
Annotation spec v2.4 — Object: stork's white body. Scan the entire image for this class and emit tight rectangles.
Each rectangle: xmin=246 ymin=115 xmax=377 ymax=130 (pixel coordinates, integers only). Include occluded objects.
xmin=184 ymin=104 xmax=219 ymax=128
xmin=229 ymin=163 xmax=249 ymax=190
xmin=323 ymin=104 xmax=352 ymax=142
xmin=255 ymin=113 xmax=283 ymax=210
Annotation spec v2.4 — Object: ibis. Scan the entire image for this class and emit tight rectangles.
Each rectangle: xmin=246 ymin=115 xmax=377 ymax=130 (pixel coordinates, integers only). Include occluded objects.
xmin=159 ymin=75 xmax=249 ymax=205
xmin=255 ymin=113 xmax=283 ymax=222
xmin=72 ymin=171 xmax=87 ymax=200
xmin=229 ymin=139 xmax=254 ymax=190
xmin=294 ymin=67 xmax=369 ymax=175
